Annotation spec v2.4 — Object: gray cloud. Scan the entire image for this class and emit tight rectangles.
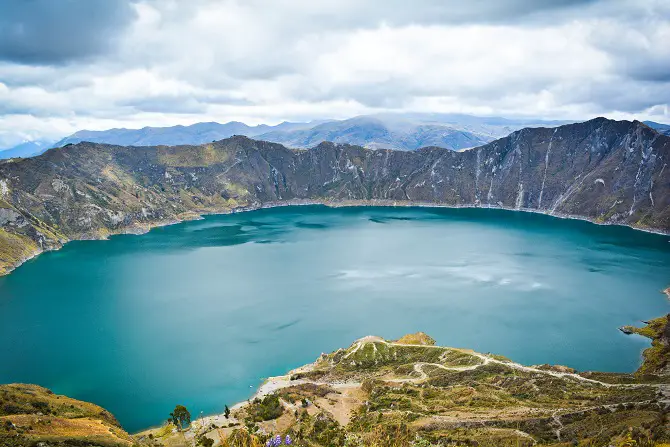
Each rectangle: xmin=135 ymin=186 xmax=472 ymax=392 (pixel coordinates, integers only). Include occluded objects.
xmin=0 ymin=0 xmax=668 ymax=148
xmin=232 ymin=0 xmax=603 ymax=30
xmin=119 ymin=92 xmax=254 ymax=114
xmin=0 ymin=0 xmax=136 ymax=65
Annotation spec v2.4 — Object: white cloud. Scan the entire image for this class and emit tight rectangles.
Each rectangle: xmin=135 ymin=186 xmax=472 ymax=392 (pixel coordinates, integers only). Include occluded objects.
xmin=0 ymin=0 xmax=668 ymax=148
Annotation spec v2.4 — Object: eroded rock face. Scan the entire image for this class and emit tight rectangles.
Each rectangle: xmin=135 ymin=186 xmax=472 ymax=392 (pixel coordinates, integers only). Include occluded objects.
xmin=0 ymin=179 xmax=9 ymax=197
xmin=0 ymin=118 xmax=668 ymax=274
xmin=0 ymin=208 xmax=22 ymax=226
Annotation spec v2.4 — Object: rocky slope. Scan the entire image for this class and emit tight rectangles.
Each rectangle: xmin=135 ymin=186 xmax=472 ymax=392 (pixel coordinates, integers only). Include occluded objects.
xmin=0 ymin=117 xmax=668 ymax=275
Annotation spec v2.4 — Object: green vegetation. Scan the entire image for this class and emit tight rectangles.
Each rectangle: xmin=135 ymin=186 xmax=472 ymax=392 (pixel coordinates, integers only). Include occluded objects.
xmin=278 ymin=384 xmax=335 ymax=404
xmin=157 ymin=144 xmax=230 ymax=167
xmin=220 ymin=428 xmax=262 ymax=447
xmin=0 ymin=384 xmax=119 ymax=425
xmin=246 ymin=395 xmax=283 ymax=422
xmin=319 ymin=340 xmax=473 ymax=378
xmin=0 ymin=229 xmax=39 ymax=276
xmin=198 ymin=435 xmax=215 ymax=447
xmin=395 ymin=332 xmax=436 ymax=346
xmin=621 ymin=314 xmax=670 ymax=376
xmin=0 ymin=384 xmax=133 ymax=447
xmin=169 ymin=405 xmax=191 ymax=430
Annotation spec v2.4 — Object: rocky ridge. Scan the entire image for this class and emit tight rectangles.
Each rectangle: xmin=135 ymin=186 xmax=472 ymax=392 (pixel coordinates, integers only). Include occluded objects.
xmin=0 ymin=117 xmax=668 ymax=275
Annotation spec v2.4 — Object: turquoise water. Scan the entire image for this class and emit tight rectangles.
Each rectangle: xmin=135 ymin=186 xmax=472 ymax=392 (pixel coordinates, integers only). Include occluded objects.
xmin=0 ymin=206 xmax=668 ymax=432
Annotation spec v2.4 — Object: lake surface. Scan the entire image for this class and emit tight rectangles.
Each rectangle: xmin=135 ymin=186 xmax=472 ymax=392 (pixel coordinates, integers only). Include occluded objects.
xmin=0 ymin=206 xmax=668 ymax=431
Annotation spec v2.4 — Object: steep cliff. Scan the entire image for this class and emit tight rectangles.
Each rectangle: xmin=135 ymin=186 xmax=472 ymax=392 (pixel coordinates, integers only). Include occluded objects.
xmin=0 ymin=118 xmax=668 ymax=275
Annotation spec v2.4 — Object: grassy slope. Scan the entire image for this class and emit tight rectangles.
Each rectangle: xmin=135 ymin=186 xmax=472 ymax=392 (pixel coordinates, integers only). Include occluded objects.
xmin=0 ymin=384 xmax=134 ymax=447
xmin=0 ymin=230 xmax=38 ymax=276
xmin=622 ymin=314 xmax=670 ymax=376
xmin=140 ymin=331 xmax=670 ymax=447
xmin=2 ymin=326 xmax=668 ymax=446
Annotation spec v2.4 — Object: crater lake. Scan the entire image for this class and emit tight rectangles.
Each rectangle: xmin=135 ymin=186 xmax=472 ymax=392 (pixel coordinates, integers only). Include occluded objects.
xmin=0 ymin=205 xmax=668 ymax=432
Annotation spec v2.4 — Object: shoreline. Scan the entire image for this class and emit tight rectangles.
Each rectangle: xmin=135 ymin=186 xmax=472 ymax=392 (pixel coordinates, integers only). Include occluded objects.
xmin=3 ymin=199 xmax=668 ymax=435
xmin=3 ymin=199 xmax=669 ymax=278
xmin=133 ymin=357 xmax=322 ymax=437
xmin=134 ymin=318 xmax=670 ymax=437
xmin=135 ymin=304 xmax=670 ymax=436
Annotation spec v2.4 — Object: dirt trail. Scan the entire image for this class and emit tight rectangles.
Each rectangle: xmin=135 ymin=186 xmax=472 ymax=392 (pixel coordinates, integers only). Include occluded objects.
xmin=387 ymin=339 xmax=666 ymax=390
xmin=182 ymin=337 xmax=667 ymax=441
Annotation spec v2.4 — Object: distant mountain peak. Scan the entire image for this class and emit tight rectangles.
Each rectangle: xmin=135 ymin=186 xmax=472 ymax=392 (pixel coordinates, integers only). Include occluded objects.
xmin=0 ymin=114 xmax=590 ymax=160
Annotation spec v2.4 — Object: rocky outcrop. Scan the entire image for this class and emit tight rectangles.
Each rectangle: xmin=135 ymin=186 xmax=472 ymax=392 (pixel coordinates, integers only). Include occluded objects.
xmin=0 ymin=117 xmax=668 ymax=275
xmin=620 ymin=311 xmax=670 ymax=376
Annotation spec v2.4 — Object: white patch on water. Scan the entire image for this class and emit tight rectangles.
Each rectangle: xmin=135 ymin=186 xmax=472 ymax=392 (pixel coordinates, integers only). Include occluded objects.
xmin=335 ymin=263 xmax=547 ymax=292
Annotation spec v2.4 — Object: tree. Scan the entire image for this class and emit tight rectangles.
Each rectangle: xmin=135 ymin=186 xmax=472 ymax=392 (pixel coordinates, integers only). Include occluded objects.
xmin=224 ymin=405 xmax=231 ymax=419
xmin=170 ymin=405 xmax=191 ymax=430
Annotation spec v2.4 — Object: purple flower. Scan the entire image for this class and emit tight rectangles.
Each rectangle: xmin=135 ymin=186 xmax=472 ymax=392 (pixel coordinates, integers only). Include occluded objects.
xmin=284 ymin=434 xmax=292 ymax=445
xmin=266 ymin=441 xmax=272 ymax=447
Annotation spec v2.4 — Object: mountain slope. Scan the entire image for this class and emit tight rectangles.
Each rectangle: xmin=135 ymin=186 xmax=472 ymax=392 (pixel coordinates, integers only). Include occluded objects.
xmin=0 ymin=118 xmax=668 ymax=275
xmin=0 ymin=384 xmax=134 ymax=447
xmin=53 ymin=121 xmax=316 ymax=148
xmin=3 ymin=114 xmax=567 ymax=160
xmin=646 ymin=120 xmax=670 ymax=136
xmin=254 ymin=115 xmax=494 ymax=150
xmin=256 ymin=113 xmax=568 ymax=151
xmin=0 ymin=140 xmax=57 ymax=160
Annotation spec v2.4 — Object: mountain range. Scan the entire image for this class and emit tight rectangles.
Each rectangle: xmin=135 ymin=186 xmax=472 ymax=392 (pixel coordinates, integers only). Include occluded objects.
xmin=3 ymin=116 xmax=667 ymax=162
xmin=0 ymin=140 xmax=56 ymax=159
xmin=0 ymin=117 xmax=668 ymax=275
xmin=646 ymin=120 xmax=670 ymax=136
xmin=0 ymin=114 xmax=573 ymax=160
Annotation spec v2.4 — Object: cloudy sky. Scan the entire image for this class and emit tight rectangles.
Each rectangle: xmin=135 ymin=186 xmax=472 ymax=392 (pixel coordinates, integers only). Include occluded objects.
xmin=0 ymin=0 xmax=669 ymax=147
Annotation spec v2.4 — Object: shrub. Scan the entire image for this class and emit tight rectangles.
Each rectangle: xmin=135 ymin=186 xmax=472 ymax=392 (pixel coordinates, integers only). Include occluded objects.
xmin=248 ymin=395 xmax=283 ymax=422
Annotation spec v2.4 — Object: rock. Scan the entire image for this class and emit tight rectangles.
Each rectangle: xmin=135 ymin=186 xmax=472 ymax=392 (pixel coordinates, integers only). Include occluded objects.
xmin=0 ymin=208 xmax=22 ymax=226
